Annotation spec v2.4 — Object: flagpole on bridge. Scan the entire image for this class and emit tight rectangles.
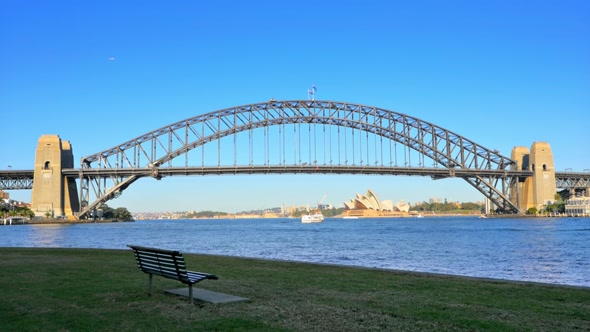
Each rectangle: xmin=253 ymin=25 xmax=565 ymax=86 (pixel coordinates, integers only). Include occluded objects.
xmin=308 ymin=84 xmax=317 ymax=101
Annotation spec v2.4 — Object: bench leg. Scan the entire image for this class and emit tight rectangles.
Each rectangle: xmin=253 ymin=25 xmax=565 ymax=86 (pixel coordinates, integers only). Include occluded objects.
xmin=148 ymin=274 xmax=153 ymax=295
xmin=188 ymin=284 xmax=193 ymax=304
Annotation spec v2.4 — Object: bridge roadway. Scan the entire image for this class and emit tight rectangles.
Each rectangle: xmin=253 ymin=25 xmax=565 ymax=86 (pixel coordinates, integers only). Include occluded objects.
xmin=0 ymin=170 xmax=34 ymax=190
xmin=2 ymin=168 xmax=589 ymax=190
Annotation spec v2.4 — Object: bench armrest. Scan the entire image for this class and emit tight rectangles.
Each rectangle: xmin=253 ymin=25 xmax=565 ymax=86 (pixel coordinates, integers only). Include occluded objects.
xmin=188 ymin=270 xmax=219 ymax=280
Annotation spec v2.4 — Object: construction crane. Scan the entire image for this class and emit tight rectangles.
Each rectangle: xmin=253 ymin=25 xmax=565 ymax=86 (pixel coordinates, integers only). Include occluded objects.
xmin=317 ymin=193 xmax=328 ymax=210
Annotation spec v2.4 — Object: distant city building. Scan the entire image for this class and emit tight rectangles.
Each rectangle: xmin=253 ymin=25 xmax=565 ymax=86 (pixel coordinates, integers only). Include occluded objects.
xmin=0 ymin=190 xmax=9 ymax=199
xmin=429 ymin=197 xmax=442 ymax=204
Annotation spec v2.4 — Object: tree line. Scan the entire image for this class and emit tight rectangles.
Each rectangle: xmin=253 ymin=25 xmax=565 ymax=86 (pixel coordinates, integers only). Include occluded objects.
xmin=1 ymin=203 xmax=133 ymax=221
xmin=98 ymin=205 xmax=134 ymax=221
xmin=1 ymin=204 xmax=35 ymax=218
xmin=411 ymin=201 xmax=484 ymax=213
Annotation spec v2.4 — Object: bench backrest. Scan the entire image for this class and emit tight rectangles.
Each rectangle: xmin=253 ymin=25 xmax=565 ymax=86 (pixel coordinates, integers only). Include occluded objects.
xmin=128 ymin=245 xmax=190 ymax=283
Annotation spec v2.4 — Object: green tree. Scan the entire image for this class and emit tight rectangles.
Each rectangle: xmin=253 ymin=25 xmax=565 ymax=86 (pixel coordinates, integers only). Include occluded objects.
xmin=556 ymin=190 xmax=570 ymax=202
xmin=461 ymin=202 xmax=484 ymax=211
xmin=114 ymin=207 xmax=134 ymax=221
xmin=320 ymin=207 xmax=345 ymax=217
xmin=96 ymin=204 xmax=133 ymax=221
xmin=1 ymin=205 xmax=10 ymax=218
xmin=545 ymin=201 xmax=565 ymax=214
xmin=99 ymin=205 xmax=115 ymax=219
xmin=14 ymin=206 xmax=35 ymax=218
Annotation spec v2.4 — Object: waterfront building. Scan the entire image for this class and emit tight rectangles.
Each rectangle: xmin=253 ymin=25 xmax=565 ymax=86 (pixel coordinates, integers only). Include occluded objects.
xmin=565 ymin=196 xmax=590 ymax=216
xmin=343 ymin=189 xmax=410 ymax=217
xmin=344 ymin=189 xmax=393 ymax=211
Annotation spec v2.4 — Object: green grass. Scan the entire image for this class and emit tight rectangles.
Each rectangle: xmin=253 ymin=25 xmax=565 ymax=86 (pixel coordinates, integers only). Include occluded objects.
xmin=1 ymin=248 xmax=589 ymax=331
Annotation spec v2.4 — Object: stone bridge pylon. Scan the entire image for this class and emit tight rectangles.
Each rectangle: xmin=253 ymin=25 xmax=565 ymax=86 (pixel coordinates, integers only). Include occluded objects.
xmin=30 ymin=135 xmax=79 ymax=219
xmin=510 ymin=142 xmax=557 ymax=212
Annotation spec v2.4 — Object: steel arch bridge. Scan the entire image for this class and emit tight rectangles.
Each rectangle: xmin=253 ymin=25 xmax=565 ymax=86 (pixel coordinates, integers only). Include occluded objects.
xmin=74 ymin=100 xmax=527 ymax=219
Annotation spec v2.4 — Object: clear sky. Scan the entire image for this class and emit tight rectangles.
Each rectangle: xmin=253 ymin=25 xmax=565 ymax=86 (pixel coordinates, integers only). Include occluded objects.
xmin=1 ymin=1 xmax=589 ymax=213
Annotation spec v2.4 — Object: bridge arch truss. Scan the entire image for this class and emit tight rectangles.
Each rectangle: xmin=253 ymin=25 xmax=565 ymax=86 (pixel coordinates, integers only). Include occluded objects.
xmin=78 ymin=100 xmax=521 ymax=218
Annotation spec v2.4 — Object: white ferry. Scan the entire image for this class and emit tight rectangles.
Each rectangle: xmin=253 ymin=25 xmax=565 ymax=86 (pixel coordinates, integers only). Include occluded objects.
xmin=301 ymin=211 xmax=325 ymax=223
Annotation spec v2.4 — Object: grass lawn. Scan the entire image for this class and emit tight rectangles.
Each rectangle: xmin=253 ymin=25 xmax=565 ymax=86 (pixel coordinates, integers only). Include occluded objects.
xmin=1 ymin=248 xmax=589 ymax=331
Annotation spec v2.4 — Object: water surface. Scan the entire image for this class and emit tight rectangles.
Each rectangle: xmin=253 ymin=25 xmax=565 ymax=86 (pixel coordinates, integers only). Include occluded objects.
xmin=1 ymin=216 xmax=588 ymax=287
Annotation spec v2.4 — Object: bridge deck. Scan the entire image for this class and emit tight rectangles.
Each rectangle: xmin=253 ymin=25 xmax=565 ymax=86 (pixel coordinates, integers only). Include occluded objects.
xmin=2 ymin=168 xmax=588 ymax=191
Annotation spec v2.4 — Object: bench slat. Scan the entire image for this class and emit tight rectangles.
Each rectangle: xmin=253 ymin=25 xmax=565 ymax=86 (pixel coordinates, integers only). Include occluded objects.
xmin=129 ymin=245 xmax=181 ymax=256
xmin=134 ymin=260 xmax=186 ymax=271
xmin=133 ymin=254 xmax=186 ymax=267
xmin=136 ymin=252 xmax=182 ymax=263
xmin=132 ymin=256 xmax=187 ymax=270
xmin=134 ymin=263 xmax=188 ymax=279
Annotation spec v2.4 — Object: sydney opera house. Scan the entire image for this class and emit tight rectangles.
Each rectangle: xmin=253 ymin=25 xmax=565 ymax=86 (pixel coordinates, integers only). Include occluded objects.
xmin=343 ymin=189 xmax=411 ymax=217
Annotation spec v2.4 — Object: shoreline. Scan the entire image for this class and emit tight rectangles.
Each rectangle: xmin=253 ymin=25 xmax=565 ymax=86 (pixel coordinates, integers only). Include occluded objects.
xmin=2 ymin=246 xmax=589 ymax=290
xmin=3 ymin=246 xmax=589 ymax=289
xmin=188 ymin=249 xmax=590 ymax=290
xmin=1 ymin=218 xmax=133 ymax=226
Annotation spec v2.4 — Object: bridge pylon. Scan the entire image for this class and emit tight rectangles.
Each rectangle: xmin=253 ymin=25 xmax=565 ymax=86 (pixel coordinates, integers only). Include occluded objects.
xmin=510 ymin=142 xmax=557 ymax=213
xmin=30 ymin=135 xmax=80 ymax=219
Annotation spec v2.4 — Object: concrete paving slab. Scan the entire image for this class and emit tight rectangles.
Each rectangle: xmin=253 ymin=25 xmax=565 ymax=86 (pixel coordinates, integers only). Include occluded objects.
xmin=165 ymin=288 xmax=250 ymax=304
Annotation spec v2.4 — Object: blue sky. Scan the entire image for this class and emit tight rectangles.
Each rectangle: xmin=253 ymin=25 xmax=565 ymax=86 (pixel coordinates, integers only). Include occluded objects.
xmin=1 ymin=1 xmax=589 ymax=213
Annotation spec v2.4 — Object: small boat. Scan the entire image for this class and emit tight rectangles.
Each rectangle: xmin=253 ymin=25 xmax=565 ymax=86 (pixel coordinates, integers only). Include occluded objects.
xmin=301 ymin=211 xmax=325 ymax=223
xmin=479 ymin=215 xmax=487 ymax=219
xmin=416 ymin=214 xmax=424 ymax=218
xmin=343 ymin=216 xmax=359 ymax=219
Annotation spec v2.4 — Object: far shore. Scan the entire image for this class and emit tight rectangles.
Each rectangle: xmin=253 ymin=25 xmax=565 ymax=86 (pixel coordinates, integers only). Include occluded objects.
xmin=4 ymin=212 xmax=582 ymax=226
xmin=1 ymin=218 xmax=130 ymax=225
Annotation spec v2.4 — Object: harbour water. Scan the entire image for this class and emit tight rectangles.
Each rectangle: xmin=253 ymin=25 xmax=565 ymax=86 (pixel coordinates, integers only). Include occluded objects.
xmin=1 ymin=216 xmax=589 ymax=287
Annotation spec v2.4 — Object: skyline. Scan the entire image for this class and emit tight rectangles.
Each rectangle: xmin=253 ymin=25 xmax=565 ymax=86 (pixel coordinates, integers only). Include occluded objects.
xmin=1 ymin=1 xmax=589 ymax=213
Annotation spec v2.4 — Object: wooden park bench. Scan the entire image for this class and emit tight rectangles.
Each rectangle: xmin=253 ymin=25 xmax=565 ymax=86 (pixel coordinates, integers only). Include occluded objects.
xmin=128 ymin=245 xmax=218 ymax=304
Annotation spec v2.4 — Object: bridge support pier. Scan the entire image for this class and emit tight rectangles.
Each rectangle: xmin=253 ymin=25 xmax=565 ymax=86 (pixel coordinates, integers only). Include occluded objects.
xmin=30 ymin=135 xmax=80 ymax=219
xmin=510 ymin=142 xmax=557 ymax=213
